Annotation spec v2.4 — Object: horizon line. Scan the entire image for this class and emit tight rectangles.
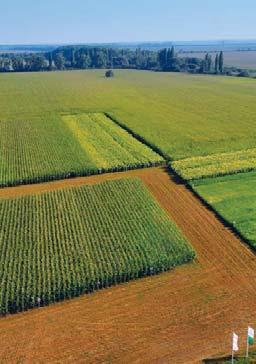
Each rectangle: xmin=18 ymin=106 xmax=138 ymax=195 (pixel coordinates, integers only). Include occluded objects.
xmin=1 ymin=38 xmax=256 ymax=46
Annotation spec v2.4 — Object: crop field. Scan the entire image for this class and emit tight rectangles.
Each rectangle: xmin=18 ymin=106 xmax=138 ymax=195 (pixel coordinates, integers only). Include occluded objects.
xmin=0 ymin=113 xmax=162 ymax=188
xmin=192 ymin=171 xmax=256 ymax=250
xmin=63 ymin=113 xmax=162 ymax=170
xmin=1 ymin=168 xmax=256 ymax=363
xmin=0 ymin=176 xmax=194 ymax=314
xmin=171 ymin=147 xmax=256 ymax=180
xmin=0 ymin=70 xmax=256 ymax=160
xmin=1 ymin=69 xmax=256 ymax=363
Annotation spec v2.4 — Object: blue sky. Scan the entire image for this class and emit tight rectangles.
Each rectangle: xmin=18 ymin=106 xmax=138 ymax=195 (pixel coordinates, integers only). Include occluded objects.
xmin=1 ymin=0 xmax=255 ymax=44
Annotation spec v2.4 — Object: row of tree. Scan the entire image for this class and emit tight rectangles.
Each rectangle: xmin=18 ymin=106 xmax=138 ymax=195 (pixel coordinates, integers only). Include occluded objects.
xmin=0 ymin=46 xmax=225 ymax=75
xmin=202 ymin=51 xmax=224 ymax=73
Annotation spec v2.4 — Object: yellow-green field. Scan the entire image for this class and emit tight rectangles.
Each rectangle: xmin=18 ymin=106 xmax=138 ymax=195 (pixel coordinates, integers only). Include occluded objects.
xmin=0 ymin=70 xmax=256 ymax=161
xmin=172 ymin=148 xmax=256 ymax=180
xmin=0 ymin=113 xmax=162 ymax=187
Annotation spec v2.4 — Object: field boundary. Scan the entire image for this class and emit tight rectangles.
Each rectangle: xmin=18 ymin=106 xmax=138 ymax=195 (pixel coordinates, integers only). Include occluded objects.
xmin=104 ymin=112 xmax=170 ymax=160
xmin=167 ymin=164 xmax=256 ymax=256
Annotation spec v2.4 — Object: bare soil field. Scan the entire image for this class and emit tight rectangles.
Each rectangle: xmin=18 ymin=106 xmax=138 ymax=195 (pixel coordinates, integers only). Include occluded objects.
xmin=1 ymin=167 xmax=256 ymax=363
xmin=179 ymin=51 xmax=256 ymax=69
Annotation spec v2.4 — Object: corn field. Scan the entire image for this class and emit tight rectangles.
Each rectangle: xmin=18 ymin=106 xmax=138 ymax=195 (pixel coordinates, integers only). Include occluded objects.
xmin=0 ymin=114 xmax=163 ymax=188
xmin=0 ymin=177 xmax=194 ymax=314
xmin=62 ymin=113 xmax=163 ymax=170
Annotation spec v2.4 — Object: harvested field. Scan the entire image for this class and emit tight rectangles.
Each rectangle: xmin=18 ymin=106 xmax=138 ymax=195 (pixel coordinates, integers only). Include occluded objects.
xmin=1 ymin=167 xmax=256 ymax=363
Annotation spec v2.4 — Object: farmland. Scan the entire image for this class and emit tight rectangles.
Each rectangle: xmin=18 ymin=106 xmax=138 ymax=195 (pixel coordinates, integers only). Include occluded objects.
xmin=0 ymin=69 xmax=256 ymax=362
xmin=0 ymin=70 xmax=256 ymax=160
xmin=0 ymin=176 xmax=194 ymax=314
xmin=178 ymin=51 xmax=256 ymax=70
xmin=192 ymin=171 xmax=256 ymax=250
xmin=63 ymin=113 xmax=162 ymax=170
xmin=172 ymin=147 xmax=256 ymax=180
xmin=1 ymin=168 xmax=256 ymax=363
xmin=0 ymin=113 xmax=162 ymax=187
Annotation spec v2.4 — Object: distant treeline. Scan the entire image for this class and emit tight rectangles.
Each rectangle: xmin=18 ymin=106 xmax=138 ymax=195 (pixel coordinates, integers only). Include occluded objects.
xmin=0 ymin=45 xmax=250 ymax=77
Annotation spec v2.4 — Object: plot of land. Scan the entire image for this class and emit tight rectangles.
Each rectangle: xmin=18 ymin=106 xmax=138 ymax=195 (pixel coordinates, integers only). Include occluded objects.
xmin=172 ymin=148 xmax=256 ymax=180
xmin=193 ymin=171 xmax=256 ymax=249
xmin=0 ymin=113 xmax=162 ymax=187
xmin=63 ymin=113 xmax=163 ymax=170
xmin=1 ymin=70 xmax=256 ymax=363
xmin=1 ymin=70 xmax=256 ymax=161
xmin=1 ymin=168 xmax=256 ymax=363
xmin=0 ymin=175 xmax=193 ymax=314
xmin=179 ymin=51 xmax=256 ymax=69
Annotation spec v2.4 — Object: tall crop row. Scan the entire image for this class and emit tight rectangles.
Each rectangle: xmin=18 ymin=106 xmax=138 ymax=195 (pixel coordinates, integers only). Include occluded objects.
xmin=62 ymin=113 xmax=164 ymax=171
xmin=0 ymin=114 xmax=163 ymax=188
xmin=0 ymin=178 xmax=194 ymax=315
xmin=171 ymin=147 xmax=256 ymax=181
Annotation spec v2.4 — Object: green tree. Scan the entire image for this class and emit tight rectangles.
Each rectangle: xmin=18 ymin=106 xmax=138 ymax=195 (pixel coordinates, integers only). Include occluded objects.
xmin=207 ymin=54 xmax=212 ymax=72
xmin=203 ymin=54 xmax=209 ymax=72
xmin=219 ymin=51 xmax=224 ymax=73
xmin=158 ymin=48 xmax=168 ymax=69
xmin=30 ymin=55 xmax=47 ymax=71
xmin=54 ymin=53 xmax=65 ymax=70
xmin=77 ymin=54 xmax=91 ymax=69
xmin=12 ymin=56 xmax=24 ymax=72
xmin=105 ymin=69 xmax=114 ymax=77
xmin=170 ymin=46 xmax=175 ymax=59
xmin=71 ymin=49 xmax=76 ymax=67
xmin=48 ymin=53 xmax=54 ymax=71
xmin=215 ymin=53 xmax=219 ymax=73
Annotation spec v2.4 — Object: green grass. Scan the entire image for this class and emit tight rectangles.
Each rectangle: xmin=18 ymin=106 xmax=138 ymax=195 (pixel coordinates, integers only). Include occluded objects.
xmin=0 ymin=113 xmax=162 ymax=187
xmin=171 ymin=148 xmax=256 ymax=181
xmin=192 ymin=171 xmax=256 ymax=249
xmin=0 ymin=177 xmax=195 ymax=315
xmin=0 ymin=70 xmax=256 ymax=161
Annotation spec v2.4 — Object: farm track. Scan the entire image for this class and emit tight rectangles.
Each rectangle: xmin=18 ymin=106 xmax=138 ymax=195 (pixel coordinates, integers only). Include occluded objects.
xmin=1 ymin=167 xmax=256 ymax=363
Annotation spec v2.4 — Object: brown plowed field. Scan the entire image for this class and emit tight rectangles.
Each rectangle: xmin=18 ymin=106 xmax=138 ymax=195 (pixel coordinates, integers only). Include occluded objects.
xmin=1 ymin=167 xmax=256 ymax=364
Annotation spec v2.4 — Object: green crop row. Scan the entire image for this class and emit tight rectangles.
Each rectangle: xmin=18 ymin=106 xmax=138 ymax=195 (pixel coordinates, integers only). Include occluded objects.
xmin=192 ymin=171 xmax=256 ymax=250
xmin=171 ymin=148 xmax=256 ymax=181
xmin=0 ymin=113 xmax=163 ymax=188
xmin=0 ymin=177 xmax=194 ymax=315
xmin=62 ymin=113 xmax=163 ymax=170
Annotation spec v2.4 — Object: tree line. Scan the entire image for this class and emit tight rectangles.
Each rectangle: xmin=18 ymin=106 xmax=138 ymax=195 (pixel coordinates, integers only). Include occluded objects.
xmin=0 ymin=46 xmax=226 ymax=75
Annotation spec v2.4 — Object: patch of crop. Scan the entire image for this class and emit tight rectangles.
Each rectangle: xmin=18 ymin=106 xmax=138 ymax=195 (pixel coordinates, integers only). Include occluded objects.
xmin=0 ymin=177 xmax=194 ymax=314
xmin=0 ymin=113 xmax=163 ymax=187
xmin=62 ymin=113 xmax=163 ymax=171
xmin=172 ymin=148 xmax=256 ymax=181
xmin=192 ymin=171 xmax=256 ymax=249
xmin=1 ymin=70 xmax=256 ymax=161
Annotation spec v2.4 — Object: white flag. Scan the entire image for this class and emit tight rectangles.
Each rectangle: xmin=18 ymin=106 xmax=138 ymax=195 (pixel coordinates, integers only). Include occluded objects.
xmin=233 ymin=332 xmax=239 ymax=351
xmin=248 ymin=327 xmax=254 ymax=345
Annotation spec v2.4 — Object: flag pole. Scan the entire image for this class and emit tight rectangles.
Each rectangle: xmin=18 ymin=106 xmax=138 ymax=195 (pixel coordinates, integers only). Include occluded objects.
xmin=231 ymin=333 xmax=234 ymax=364
xmin=246 ymin=333 xmax=249 ymax=358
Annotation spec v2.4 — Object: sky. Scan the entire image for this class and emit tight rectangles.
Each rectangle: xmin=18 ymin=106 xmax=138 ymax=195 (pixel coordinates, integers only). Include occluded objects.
xmin=1 ymin=0 xmax=255 ymax=44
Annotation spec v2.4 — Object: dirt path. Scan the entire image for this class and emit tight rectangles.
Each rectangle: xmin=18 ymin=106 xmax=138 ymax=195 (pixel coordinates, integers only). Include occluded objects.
xmin=0 ymin=167 xmax=161 ymax=199
xmin=1 ymin=167 xmax=256 ymax=363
